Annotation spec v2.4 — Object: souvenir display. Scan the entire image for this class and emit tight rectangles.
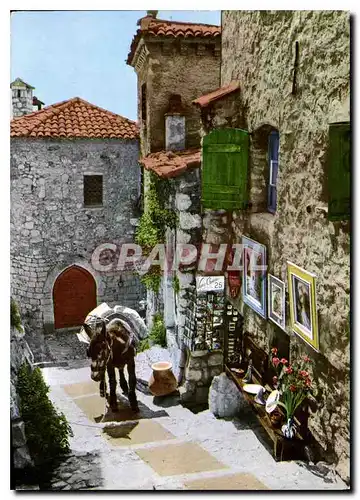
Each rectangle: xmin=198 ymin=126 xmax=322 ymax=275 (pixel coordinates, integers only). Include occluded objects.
xmin=268 ymin=274 xmax=286 ymax=331
xmin=287 ymin=262 xmax=319 ymax=351
xmin=242 ymin=236 xmax=267 ymax=318
xmin=223 ymin=302 xmax=243 ymax=367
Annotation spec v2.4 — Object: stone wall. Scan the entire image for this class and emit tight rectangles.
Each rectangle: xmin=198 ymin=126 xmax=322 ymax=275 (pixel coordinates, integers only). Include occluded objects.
xmin=11 ymin=138 xmax=146 ymax=357
xmin=180 ymin=350 xmax=224 ymax=407
xmin=134 ymin=37 xmax=220 ymax=156
xmin=11 ymin=87 xmax=33 ymax=117
xmin=200 ymin=10 xmax=350 ymax=482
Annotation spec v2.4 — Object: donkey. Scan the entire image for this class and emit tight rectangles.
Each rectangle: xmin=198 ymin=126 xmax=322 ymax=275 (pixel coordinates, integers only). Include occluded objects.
xmin=83 ymin=316 xmax=139 ymax=412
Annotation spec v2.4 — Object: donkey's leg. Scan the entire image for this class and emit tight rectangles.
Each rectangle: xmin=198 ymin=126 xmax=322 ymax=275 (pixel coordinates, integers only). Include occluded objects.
xmin=107 ymin=364 xmax=118 ymax=411
xmin=127 ymin=359 xmax=139 ymax=412
xmin=99 ymin=377 xmax=106 ymax=398
xmin=119 ymin=368 xmax=129 ymax=395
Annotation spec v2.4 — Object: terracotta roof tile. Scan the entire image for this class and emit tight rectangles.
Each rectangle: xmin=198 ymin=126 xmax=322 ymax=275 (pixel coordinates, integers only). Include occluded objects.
xmin=10 ymin=97 xmax=139 ymax=140
xmin=140 ymin=149 xmax=201 ymax=178
xmin=193 ymin=81 xmax=240 ymax=108
xmin=127 ymin=16 xmax=221 ymax=65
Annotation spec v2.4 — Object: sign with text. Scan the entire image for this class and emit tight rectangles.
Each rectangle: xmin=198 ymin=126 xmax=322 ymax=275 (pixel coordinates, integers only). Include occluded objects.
xmin=196 ymin=275 xmax=225 ymax=293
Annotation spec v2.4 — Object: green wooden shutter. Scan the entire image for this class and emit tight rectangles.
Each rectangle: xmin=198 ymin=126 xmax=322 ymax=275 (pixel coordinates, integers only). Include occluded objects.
xmin=328 ymin=122 xmax=350 ymax=220
xmin=202 ymin=128 xmax=249 ymax=210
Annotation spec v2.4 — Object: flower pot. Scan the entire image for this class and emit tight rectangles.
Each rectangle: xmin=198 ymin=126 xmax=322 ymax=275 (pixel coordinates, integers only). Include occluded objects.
xmin=148 ymin=361 xmax=178 ymax=397
xmin=281 ymin=417 xmax=297 ymax=439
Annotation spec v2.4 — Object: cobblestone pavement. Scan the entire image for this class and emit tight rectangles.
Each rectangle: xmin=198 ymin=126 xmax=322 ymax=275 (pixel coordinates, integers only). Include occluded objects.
xmin=19 ymin=360 xmax=348 ymax=492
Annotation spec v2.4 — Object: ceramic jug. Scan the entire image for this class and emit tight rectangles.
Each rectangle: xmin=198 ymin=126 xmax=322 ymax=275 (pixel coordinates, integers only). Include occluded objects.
xmin=148 ymin=361 xmax=178 ymax=396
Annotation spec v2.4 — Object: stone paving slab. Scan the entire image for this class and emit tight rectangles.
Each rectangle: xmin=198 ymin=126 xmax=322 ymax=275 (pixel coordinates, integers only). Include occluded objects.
xmin=136 ymin=442 xmax=229 ymax=476
xmin=183 ymin=472 xmax=269 ymax=490
xmin=103 ymin=420 xmax=175 ymax=446
xmin=62 ymin=380 xmax=98 ymax=398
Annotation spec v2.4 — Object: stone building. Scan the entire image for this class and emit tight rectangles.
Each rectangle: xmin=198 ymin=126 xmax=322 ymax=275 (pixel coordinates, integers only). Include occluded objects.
xmin=11 ymin=78 xmax=45 ymax=118
xmin=193 ymin=11 xmax=350 ymax=482
xmin=126 ymin=11 xmax=221 ymax=374
xmin=10 ymin=95 xmax=145 ymax=358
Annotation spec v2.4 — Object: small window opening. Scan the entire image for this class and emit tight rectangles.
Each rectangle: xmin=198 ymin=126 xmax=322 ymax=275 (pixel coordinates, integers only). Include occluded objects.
xmin=84 ymin=175 xmax=103 ymax=207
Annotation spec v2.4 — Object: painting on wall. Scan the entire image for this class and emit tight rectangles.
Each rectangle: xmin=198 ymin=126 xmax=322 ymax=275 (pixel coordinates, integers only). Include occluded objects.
xmin=287 ymin=262 xmax=319 ymax=351
xmin=242 ymin=236 xmax=267 ymax=318
xmin=268 ymin=274 xmax=286 ymax=331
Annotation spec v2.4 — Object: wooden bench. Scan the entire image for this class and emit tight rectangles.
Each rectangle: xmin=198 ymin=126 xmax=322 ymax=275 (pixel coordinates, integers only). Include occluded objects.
xmin=225 ymin=334 xmax=308 ymax=461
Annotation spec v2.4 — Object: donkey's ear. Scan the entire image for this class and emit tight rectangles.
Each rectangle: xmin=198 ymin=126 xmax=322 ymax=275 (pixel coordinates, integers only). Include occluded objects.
xmin=83 ymin=323 xmax=93 ymax=340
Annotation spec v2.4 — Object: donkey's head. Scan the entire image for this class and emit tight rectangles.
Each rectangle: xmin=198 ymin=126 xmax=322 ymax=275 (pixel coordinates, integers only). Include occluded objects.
xmin=83 ymin=318 xmax=112 ymax=382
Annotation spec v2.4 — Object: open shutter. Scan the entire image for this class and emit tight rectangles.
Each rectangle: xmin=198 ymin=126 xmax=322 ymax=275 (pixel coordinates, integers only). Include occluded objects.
xmin=268 ymin=131 xmax=279 ymax=213
xmin=202 ymin=128 xmax=249 ymax=210
xmin=328 ymin=122 xmax=350 ymax=220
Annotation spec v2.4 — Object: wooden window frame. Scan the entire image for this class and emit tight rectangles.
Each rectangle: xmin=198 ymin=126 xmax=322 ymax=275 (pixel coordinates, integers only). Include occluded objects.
xmin=267 ymin=131 xmax=279 ymax=214
xmin=83 ymin=174 xmax=103 ymax=207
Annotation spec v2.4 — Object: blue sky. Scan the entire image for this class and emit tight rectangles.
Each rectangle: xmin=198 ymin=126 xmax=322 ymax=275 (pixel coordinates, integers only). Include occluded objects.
xmin=10 ymin=10 xmax=221 ymax=121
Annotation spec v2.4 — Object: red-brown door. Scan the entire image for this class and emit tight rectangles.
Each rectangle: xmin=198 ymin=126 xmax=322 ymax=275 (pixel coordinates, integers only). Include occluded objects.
xmin=53 ymin=266 xmax=97 ymax=329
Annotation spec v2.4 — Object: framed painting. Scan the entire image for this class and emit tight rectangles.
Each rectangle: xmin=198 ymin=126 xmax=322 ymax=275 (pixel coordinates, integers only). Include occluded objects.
xmin=268 ymin=274 xmax=286 ymax=331
xmin=242 ymin=236 xmax=267 ymax=318
xmin=287 ymin=262 xmax=319 ymax=351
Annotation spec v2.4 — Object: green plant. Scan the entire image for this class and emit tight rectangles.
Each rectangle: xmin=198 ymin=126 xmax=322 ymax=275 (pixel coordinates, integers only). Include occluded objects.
xmin=172 ymin=275 xmax=180 ymax=295
xmin=135 ymin=173 xmax=177 ymax=292
xmin=137 ymin=337 xmax=150 ymax=353
xmin=16 ymin=363 xmax=73 ymax=467
xmin=11 ymin=297 xmax=23 ymax=333
xmin=149 ymin=313 xmax=167 ymax=348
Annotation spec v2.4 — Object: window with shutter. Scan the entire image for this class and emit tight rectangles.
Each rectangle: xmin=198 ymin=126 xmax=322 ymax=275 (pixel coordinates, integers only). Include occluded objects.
xmin=328 ymin=122 xmax=350 ymax=220
xmin=267 ymin=131 xmax=279 ymax=213
xmin=202 ymin=128 xmax=249 ymax=210
xmin=84 ymin=175 xmax=103 ymax=207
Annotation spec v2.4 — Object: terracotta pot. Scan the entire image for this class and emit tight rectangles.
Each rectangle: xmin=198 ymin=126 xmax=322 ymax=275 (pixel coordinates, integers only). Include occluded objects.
xmin=148 ymin=361 xmax=178 ymax=396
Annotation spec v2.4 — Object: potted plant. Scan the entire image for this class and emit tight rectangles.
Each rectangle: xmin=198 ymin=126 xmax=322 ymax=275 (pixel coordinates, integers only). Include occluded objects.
xmin=270 ymin=349 xmax=315 ymax=439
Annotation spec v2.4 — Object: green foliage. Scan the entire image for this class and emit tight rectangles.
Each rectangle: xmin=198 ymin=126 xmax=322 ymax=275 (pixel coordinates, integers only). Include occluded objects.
xmin=149 ymin=313 xmax=167 ymax=348
xmin=172 ymin=275 xmax=180 ymax=295
xmin=135 ymin=173 xmax=177 ymax=292
xmin=11 ymin=297 xmax=23 ymax=333
xmin=138 ymin=314 xmax=167 ymax=352
xmin=137 ymin=337 xmax=150 ymax=353
xmin=140 ymin=268 xmax=162 ymax=293
xmin=16 ymin=363 xmax=73 ymax=467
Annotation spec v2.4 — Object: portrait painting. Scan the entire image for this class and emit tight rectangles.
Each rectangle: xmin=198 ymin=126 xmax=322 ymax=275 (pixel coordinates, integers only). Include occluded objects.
xmin=287 ymin=262 xmax=319 ymax=351
xmin=268 ymin=274 xmax=286 ymax=331
xmin=242 ymin=237 xmax=267 ymax=318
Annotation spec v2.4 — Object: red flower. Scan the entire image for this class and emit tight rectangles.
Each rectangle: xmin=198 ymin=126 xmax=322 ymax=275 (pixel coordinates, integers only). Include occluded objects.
xmin=303 ymin=355 xmax=311 ymax=362
xmin=272 ymin=357 xmax=280 ymax=367
xmin=272 ymin=376 xmax=278 ymax=385
xmin=305 ymin=378 xmax=312 ymax=387
xmin=299 ymin=370 xmax=309 ymax=378
xmin=271 ymin=347 xmax=278 ymax=355
xmin=289 ymin=384 xmax=297 ymax=392
xmin=285 ymin=366 xmax=293 ymax=374
xmin=280 ymin=358 xmax=288 ymax=365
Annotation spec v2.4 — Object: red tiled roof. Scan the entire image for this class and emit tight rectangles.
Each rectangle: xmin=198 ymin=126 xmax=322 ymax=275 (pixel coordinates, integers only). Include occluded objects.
xmin=127 ymin=15 xmax=221 ymax=65
xmin=193 ymin=81 xmax=240 ymax=108
xmin=11 ymin=97 xmax=139 ymax=140
xmin=140 ymin=149 xmax=201 ymax=178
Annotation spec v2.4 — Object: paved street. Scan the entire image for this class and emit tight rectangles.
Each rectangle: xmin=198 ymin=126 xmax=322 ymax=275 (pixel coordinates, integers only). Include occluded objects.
xmin=36 ymin=361 xmax=348 ymax=491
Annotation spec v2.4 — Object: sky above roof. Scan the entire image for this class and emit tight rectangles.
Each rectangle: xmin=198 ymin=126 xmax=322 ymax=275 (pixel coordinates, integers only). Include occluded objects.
xmin=10 ymin=10 xmax=221 ymax=122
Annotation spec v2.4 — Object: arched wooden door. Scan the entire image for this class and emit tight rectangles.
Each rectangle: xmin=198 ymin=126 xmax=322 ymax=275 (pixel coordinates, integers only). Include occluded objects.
xmin=53 ymin=266 xmax=97 ymax=329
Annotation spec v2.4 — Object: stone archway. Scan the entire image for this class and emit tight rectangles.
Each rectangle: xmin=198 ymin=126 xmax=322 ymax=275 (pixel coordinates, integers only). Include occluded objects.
xmin=53 ymin=265 xmax=97 ymax=329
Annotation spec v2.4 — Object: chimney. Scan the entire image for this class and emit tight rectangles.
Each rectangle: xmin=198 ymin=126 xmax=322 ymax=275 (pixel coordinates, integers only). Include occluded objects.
xmin=165 ymin=94 xmax=186 ymax=151
xmin=146 ymin=10 xmax=158 ymax=18
xmin=10 ymin=78 xmax=35 ymax=117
